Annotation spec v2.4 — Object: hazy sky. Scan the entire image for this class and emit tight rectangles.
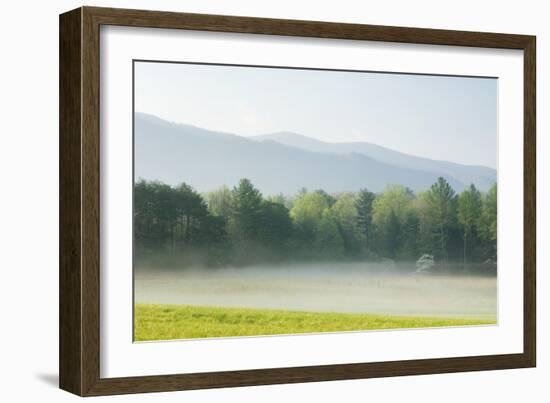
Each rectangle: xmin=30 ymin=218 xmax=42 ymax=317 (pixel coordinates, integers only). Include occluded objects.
xmin=135 ymin=61 xmax=497 ymax=168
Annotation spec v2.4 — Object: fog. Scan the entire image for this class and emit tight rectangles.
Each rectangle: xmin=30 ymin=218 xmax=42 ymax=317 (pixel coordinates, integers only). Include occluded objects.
xmin=135 ymin=262 xmax=496 ymax=320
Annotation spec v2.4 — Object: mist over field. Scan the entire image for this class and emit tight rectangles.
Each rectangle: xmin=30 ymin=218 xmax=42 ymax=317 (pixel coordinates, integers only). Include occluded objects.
xmin=135 ymin=262 xmax=496 ymax=320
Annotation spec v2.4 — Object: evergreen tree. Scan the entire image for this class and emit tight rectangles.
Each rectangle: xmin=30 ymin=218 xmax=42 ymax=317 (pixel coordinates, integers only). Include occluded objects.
xmin=134 ymin=180 xmax=177 ymax=252
xmin=174 ymin=183 xmax=210 ymax=249
xmin=231 ymin=178 xmax=264 ymax=242
xmin=425 ymin=177 xmax=457 ymax=263
xmin=457 ymin=184 xmax=482 ymax=267
xmin=479 ymin=183 xmax=497 ymax=260
xmin=259 ymin=200 xmax=293 ymax=252
xmin=355 ymin=189 xmax=376 ymax=252
xmin=314 ymin=189 xmax=337 ymax=207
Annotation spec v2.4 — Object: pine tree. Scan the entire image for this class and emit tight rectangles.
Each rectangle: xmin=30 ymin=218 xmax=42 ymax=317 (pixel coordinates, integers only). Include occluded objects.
xmin=231 ymin=178 xmax=264 ymax=242
xmin=426 ymin=177 xmax=457 ymax=263
xmin=355 ymin=189 xmax=376 ymax=251
xmin=457 ymin=184 xmax=482 ymax=267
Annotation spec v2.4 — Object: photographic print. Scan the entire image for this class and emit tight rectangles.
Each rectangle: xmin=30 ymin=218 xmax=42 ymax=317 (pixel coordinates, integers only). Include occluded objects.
xmin=59 ymin=8 xmax=536 ymax=394
xmin=133 ymin=61 xmax=498 ymax=342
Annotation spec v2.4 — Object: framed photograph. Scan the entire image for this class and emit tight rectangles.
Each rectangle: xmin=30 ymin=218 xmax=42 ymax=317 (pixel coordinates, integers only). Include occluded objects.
xmin=59 ymin=6 xmax=536 ymax=396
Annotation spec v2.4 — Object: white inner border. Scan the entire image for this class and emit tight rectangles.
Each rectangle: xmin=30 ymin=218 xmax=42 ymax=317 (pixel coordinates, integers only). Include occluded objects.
xmin=100 ymin=25 xmax=524 ymax=378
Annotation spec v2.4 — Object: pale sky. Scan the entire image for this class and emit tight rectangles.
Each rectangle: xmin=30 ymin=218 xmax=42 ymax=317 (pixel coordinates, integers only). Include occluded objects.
xmin=134 ymin=61 xmax=497 ymax=168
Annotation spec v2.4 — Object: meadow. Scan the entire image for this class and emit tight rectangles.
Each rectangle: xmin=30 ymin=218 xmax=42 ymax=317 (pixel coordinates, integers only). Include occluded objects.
xmin=135 ymin=303 xmax=494 ymax=341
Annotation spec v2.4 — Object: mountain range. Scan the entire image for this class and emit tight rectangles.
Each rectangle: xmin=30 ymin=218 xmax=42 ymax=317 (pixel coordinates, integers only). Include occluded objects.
xmin=134 ymin=113 xmax=497 ymax=195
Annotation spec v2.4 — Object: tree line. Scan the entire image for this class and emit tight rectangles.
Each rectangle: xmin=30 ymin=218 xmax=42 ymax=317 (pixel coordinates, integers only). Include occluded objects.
xmin=134 ymin=177 xmax=497 ymax=269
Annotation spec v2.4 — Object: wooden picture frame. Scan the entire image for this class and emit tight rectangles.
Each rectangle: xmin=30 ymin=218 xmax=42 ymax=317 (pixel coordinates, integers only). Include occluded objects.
xmin=59 ymin=6 xmax=536 ymax=396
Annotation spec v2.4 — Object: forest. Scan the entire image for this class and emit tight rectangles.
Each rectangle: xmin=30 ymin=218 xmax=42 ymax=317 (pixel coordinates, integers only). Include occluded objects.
xmin=134 ymin=177 xmax=497 ymax=271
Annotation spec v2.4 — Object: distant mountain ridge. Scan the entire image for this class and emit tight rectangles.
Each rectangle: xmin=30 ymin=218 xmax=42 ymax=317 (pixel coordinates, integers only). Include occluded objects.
xmin=134 ymin=113 xmax=496 ymax=195
xmin=252 ymin=132 xmax=496 ymax=191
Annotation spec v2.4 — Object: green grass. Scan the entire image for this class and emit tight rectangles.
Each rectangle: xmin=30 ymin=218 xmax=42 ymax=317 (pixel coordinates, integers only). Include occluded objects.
xmin=134 ymin=304 xmax=495 ymax=341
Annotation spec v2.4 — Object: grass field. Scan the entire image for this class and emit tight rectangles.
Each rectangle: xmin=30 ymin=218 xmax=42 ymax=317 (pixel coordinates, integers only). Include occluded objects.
xmin=134 ymin=304 xmax=495 ymax=341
